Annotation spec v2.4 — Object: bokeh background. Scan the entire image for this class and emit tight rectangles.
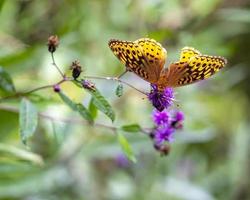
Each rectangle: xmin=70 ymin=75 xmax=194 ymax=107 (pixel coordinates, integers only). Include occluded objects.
xmin=0 ymin=0 xmax=250 ymax=199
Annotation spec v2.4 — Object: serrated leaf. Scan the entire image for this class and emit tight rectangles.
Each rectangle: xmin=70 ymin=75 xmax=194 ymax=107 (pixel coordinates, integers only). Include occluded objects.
xmin=76 ymin=103 xmax=93 ymax=123
xmin=115 ymin=83 xmax=123 ymax=97
xmin=0 ymin=66 xmax=15 ymax=95
xmin=118 ymin=133 xmax=136 ymax=163
xmin=58 ymin=92 xmax=93 ymax=123
xmin=88 ymin=97 xmax=98 ymax=119
xmin=121 ymin=124 xmax=141 ymax=133
xmin=19 ymin=98 xmax=38 ymax=145
xmin=87 ymin=89 xmax=115 ymax=122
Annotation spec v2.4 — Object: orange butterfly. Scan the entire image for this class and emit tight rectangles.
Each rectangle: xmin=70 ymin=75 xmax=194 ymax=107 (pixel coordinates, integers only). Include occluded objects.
xmin=109 ymin=38 xmax=227 ymax=91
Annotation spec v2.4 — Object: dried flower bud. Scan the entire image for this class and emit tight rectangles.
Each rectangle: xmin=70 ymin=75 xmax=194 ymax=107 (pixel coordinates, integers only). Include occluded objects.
xmin=82 ymin=80 xmax=96 ymax=91
xmin=47 ymin=35 xmax=59 ymax=53
xmin=70 ymin=60 xmax=82 ymax=79
xmin=154 ymin=143 xmax=171 ymax=156
xmin=53 ymin=84 xmax=61 ymax=92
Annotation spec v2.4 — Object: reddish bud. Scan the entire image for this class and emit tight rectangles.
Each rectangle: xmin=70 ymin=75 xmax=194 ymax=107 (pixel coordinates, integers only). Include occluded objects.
xmin=47 ymin=35 xmax=59 ymax=53
xmin=53 ymin=84 xmax=61 ymax=92
xmin=154 ymin=143 xmax=171 ymax=156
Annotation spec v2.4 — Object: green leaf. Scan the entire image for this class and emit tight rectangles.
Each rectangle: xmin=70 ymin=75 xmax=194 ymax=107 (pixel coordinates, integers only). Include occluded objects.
xmin=88 ymin=89 xmax=115 ymax=122
xmin=72 ymin=80 xmax=83 ymax=88
xmin=118 ymin=133 xmax=136 ymax=163
xmin=121 ymin=124 xmax=141 ymax=133
xmin=0 ymin=0 xmax=5 ymax=11
xmin=76 ymin=103 xmax=93 ymax=123
xmin=58 ymin=92 xmax=77 ymax=111
xmin=0 ymin=143 xmax=43 ymax=166
xmin=58 ymin=92 xmax=93 ymax=123
xmin=115 ymin=83 xmax=123 ymax=97
xmin=88 ymin=97 xmax=98 ymax=119
xmin=0 ymin=66 xmax=15 ymax=95
xmin=19 ymin=98 xmax=38 ymax=145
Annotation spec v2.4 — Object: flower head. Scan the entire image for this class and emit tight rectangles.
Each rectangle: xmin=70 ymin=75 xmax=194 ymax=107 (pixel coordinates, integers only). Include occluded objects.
xmin=115 ymin=154 xmax=130 ymax=168
xmin=175 ymin=111 xmax=184 ymax=121
xmin=82 ymin=79 xmax=96 ymax=91
xmin=148 ymin=84 xmax=174 ymax=111
xmin=152 ymin=109 xmax=170 ymax=125
xmin=154 ymin=125 xmax=175 ymax=145
xmin=150 ymin=109 xmax=185 ymax=150
xmin=171 ymin=111 xmax=185 ymax=129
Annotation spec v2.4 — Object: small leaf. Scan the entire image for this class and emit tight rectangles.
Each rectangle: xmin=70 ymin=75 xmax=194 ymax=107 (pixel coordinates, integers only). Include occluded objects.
xmin=87 ymin=89 xmax=115 ymax=122
xmin=121 ymin=124 xmax=141 ymax=133
xmin=58 ymin=92 xmax=93 ymax=123
xmin=115 ymin=83 xmax=123 ymax=97
xmin=0 ymin=66 xmax=15 ymax=94
xmin=118 ymin=133 xmax=136 ymax=163
xmin=76 ymin=103 xmax=93 ymax=123
xmin=19 ymin=98 xmax=38 ymax=145
xmin=88 ymin=97 xmax=98 ymax=119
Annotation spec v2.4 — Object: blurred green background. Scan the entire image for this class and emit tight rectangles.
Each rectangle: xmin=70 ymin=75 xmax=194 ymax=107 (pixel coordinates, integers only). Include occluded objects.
xmin=0 ymin=0 xmax=250 ymax=199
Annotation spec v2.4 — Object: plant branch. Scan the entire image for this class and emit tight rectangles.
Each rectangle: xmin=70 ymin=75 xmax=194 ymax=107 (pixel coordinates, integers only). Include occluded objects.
xmin=0 ymin=78 xmax=70 ymax=102
xmin=83 ymin=75 xmax=147 ymax=95
xmin=51 ymin=52 xmax=65 ymax=78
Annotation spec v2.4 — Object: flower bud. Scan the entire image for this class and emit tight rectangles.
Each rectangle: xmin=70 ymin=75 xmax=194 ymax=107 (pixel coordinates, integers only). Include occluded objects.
xmin=47 ymin=35 xmax=59 ymax=53
xmin=70 ymin=60 xmax=82 ymax=79
xmin=154 ymin=143 xmax=171 ymax=156
xmin=82 ymin=80 xmax=96 ymax=91
xmin=53 ymin=84 xmax=61 ymax=92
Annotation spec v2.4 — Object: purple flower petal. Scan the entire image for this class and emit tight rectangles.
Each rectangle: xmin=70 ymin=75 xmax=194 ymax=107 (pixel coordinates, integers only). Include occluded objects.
xmin=175 ymin=111 xmax=185 ymax=121
xmin=148 ymin=84 xmax=174 ymax=111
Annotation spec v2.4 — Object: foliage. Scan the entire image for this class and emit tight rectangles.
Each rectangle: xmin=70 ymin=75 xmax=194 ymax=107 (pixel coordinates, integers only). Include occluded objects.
xmin=0 ymin=0 xmax=250 ymax=200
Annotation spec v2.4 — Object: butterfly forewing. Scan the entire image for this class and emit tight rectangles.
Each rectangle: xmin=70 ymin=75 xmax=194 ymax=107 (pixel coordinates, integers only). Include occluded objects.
xmin=109 ymin=38 xmax=166 ymax=84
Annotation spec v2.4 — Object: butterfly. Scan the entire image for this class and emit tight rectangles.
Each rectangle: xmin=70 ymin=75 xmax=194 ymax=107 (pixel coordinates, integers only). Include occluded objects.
xmin=108 ymin=38 xmax=227 ymax=91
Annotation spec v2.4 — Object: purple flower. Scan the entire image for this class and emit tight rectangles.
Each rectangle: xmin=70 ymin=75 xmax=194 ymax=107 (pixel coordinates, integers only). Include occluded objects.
xmin=53 ymin=84 xmax=61 ymax=92
xmin=171 ymin=111 xmax=185 ymax=129
xmin=152 ymin=109 xmax=170 ymax=125
xmin=82 ymin=79 xmax=96 ymax=91
xmin=175 ymin=111 xmax=184 ymax=121
xmin=115 ymin=154 xmax=130 ymax=168
xmin=154 ymin=126 xmax=175 ymax=145
xmin=148 ymin=84 xmax=174 ymax=111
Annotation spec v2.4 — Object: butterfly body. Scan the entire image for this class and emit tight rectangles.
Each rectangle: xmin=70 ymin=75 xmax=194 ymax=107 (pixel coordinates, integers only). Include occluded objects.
xmin=109 ymin=38 xmax=227 ymax=90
